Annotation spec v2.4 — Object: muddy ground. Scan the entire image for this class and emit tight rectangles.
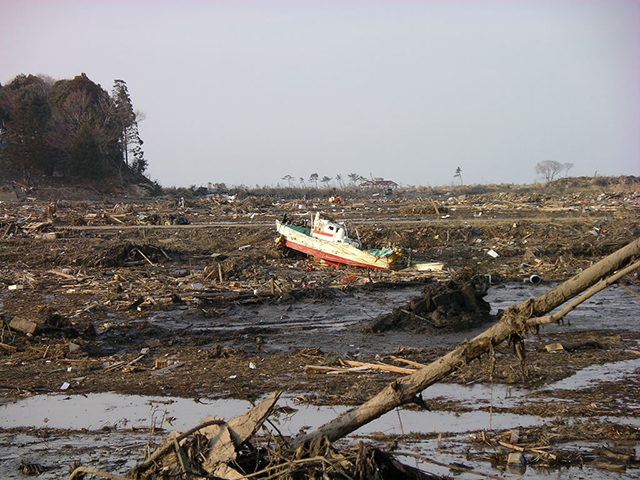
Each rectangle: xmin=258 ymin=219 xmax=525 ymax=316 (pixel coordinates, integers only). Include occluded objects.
xmin=0 ymin=184 xmax=639 ymax=478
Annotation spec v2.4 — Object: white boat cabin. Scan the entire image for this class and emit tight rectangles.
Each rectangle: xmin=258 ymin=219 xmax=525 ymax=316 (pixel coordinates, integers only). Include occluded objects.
xmin=309 ymin=213 xmax=360 ymax=247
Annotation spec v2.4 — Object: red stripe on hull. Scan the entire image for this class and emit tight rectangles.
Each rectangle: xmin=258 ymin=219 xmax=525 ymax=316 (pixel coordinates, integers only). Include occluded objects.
xmin=311 ymin=230 xmax=334 ymax=238
xmin=284 ymin=240 xmax=386 ymax=270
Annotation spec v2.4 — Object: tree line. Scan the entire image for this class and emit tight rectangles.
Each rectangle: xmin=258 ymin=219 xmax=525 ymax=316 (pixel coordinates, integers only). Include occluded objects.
xmin=0 ymin=73 xmax=146 ymax=181
xmin=281 ymin=173 xmax=369 ymax=188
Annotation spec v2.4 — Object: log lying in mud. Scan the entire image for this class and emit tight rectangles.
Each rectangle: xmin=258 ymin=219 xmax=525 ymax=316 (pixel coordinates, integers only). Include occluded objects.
xmin=294 ymin=236 xmax=640 ymax=447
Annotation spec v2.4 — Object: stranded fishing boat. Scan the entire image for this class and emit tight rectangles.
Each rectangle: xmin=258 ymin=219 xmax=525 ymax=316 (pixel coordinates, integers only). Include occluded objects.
xmin=275 ymin=213 xmax=443 ymax=271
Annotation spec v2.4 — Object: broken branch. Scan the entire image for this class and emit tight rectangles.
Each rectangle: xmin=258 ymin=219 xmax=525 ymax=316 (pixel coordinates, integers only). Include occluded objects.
xmin=293 ymin=237 xmax=640 ymax=447
xmin=528 ymin=258 xmax=640 ymax=326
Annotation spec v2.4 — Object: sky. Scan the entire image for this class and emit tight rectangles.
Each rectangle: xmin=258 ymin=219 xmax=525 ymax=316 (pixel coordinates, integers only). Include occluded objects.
xmin=1 ymin=0 xmax=639 ymax=188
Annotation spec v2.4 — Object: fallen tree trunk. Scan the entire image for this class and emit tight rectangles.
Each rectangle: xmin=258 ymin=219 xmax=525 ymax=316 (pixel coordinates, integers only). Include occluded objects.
xmin=294 ymin=237 xmax=640 ymax=447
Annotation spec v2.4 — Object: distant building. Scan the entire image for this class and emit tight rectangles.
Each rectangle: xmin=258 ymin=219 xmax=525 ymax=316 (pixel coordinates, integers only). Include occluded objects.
xmin=358 ymin=179 xmax=398 ymax=190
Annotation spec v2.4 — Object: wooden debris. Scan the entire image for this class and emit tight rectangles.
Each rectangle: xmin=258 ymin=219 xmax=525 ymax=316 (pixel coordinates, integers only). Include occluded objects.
xmin=294 ymin=237 xmax=640 ymax=446
xmin=616 ymin=282 xmax=640 ymax=300
xmin=134 ymin=247 xmax=156 ymax=266
xmin=128 ymin=391 xmax=282 ymax=479
xmin=305 ymin=359 xmax=418 ymax=375
xmin=150 ymin=361 xmax=185 ymax=376
xmin=499 ymin=440 xmax=556 ymax=460
xmin=0 ymin=342 xmax=17 ymax=352
xmin=389 ymin=355 xmax=428 ymax=369
xmin=47 ymin=269 xmax=84 ymax=281
xmin=69 ymin=466 xmax=129 ymax=480
xmin=343 ymin=360 xmax=416 ymax=374
xmin=544 ymin=342 xmax=564 ymax=353
xmin=304 ymin=365 xmax=371 ymax=374
xmin=507 ymin=451 xmax=526 ymax=465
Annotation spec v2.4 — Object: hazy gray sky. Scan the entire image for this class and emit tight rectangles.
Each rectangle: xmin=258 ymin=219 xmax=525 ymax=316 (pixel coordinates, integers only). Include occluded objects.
xmin=2 ymin=0 xmax=639 ymax=188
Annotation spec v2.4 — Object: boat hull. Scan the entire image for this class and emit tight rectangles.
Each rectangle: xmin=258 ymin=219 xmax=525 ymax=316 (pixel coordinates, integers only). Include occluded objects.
xmin=276 ymin=221 xmax=396 ymax=269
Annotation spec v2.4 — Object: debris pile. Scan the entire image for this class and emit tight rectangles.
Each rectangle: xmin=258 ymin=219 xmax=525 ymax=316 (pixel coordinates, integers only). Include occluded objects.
xmin=69 ymin=391 xmax=444 ymax=480
xmin=0 ymin=181 xmax=638 ymax=478
xmin=1 ymin=217 xmax=55 ymax=239
xmin=470 ymin=420 xmax=640 ymax=474
xmin=367 ymin=277 xmax=493 ymax=333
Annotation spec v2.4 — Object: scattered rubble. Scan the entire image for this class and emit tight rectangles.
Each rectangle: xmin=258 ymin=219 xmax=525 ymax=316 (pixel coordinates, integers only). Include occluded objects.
xmin=0 ymin=180 xmax=638 ymax=479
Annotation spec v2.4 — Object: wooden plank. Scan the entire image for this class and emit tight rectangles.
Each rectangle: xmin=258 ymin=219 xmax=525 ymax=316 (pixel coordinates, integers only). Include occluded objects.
xmin=343 ymin=360 xmax=416 ymax=375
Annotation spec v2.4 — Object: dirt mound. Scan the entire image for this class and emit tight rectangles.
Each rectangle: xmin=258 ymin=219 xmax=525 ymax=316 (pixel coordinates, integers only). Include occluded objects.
xmin=0 ymin=158 xmax=159 ymax=201
xmin=549 ymin=175 xmax=640 ymax=190
xmin=366 ymin=277 xmax=493 ymax=333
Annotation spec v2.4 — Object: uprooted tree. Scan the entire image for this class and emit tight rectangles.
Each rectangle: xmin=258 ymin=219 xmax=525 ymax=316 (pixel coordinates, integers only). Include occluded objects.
xmin=66 ymin=237 xmax=640 ymax=479
xmin=294 ymin=236 xmax=640 ymax=446
xmin=69 ymin=236 xmax=640 ymax=480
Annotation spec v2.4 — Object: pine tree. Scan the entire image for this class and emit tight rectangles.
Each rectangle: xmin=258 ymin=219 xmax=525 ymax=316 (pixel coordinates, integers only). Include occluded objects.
xmin=112 ymin=79 xmax=146 ymax=174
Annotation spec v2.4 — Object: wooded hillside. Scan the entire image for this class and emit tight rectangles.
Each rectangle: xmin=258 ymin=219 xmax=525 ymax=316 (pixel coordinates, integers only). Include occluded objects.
xmin=0 ymin=73 xmax=147 ymax=184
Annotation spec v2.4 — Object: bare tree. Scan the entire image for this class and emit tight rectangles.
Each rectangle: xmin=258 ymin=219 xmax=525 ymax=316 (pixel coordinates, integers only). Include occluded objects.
xmin=563 ymin=162 xmax=574 ymax=177
xmin=535 ymin=160 xmax=563 ymax=183
xmin=47 ymin=89 xmax=120 ymax=170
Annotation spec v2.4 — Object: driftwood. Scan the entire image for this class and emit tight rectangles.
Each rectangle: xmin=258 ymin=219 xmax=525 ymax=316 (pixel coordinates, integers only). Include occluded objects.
xmin=125 ymin=391 xmax=282 ymax=479
xmin=69 ymin=467 xmax=129 ymax=480
xmin=343 ymin=360 xmax=416 ymax=374
xmin=305 ymin=365 xmax=371 ymax=374
xmin=294 ymin=237 xmax=640 ymax=447
xmin=305 ymin=361 xmax=418 ymax=375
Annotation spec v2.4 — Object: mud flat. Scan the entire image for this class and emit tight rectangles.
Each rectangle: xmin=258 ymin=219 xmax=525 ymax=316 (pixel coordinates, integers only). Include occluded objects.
xmin=0 ymin=185 xmax=639 ymax=478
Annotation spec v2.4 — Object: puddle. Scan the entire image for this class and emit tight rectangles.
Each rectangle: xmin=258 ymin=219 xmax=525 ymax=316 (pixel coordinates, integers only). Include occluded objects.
xmin=0 ymin=390 xmax=547 ymax=478
xmin=3 ymin=368 xmax=640 ymax=480
xmin=2 ymin=282 xmax=639 ymax=478
xmin=547 ymin=357 xmax=640 ymax=391
xmin=0 ymin=392 xmax=540 ymax=435
xmin=3 ymin=360 xmax=639 ymax=434
xmin=397 ymin=438 xmax=640 ymax=480
xmin=0 ymin=430 xmax=152 ymax=479
xmin=2 ymin=391 xmax=638 ymax=479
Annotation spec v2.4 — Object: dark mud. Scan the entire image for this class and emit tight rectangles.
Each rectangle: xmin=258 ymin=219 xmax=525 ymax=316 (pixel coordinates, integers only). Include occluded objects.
xmin=0 ymin=187 xmax=639 ymax=478
xmin=1 ymin=282 xmax=640 ymax=478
